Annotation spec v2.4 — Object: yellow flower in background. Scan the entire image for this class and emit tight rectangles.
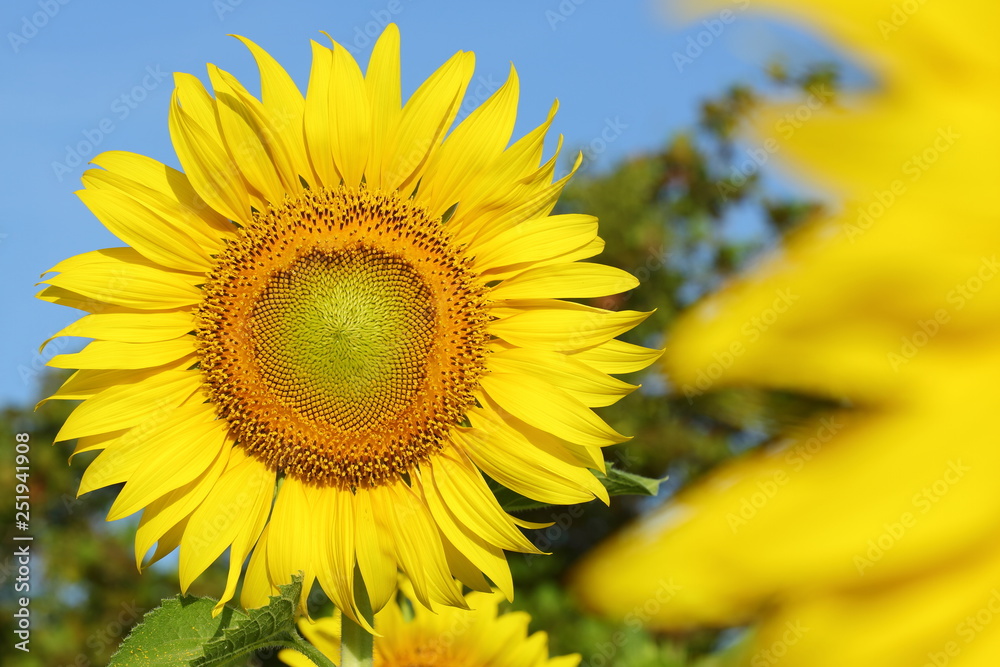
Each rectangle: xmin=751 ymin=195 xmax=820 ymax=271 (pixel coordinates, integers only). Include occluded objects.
xmin=39 ymin=25 xmax=658 ymax=625
xmin=573 ymin=1 xmax=1000 ymax=665
xmin=279 ymin=585 xmax=580 ymax=667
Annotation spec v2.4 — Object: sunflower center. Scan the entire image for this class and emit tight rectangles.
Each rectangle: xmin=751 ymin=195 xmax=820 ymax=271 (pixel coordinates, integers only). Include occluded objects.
xmin=197 ymin=187 xmax=488 ymax=489
xmin=252 ymin=248 xmax=434 ymax=431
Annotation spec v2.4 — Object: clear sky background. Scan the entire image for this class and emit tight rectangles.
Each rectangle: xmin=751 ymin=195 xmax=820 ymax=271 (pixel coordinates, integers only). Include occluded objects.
xmin=0 ymin=0 xmax=844 ymax=406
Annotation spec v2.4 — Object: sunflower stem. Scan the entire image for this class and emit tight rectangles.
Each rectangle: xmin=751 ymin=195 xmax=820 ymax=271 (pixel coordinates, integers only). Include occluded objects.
xmin=288 ymin=628 xmax=339 ymax=667
xmin=341 ymin=568 xmax=374 ymax=667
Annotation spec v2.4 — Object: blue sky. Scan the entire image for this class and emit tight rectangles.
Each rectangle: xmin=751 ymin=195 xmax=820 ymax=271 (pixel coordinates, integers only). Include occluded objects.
xmin=0 ymin=0 xmax=842 ymax=406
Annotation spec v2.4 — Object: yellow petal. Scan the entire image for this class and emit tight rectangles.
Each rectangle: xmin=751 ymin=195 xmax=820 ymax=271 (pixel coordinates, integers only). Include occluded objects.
xmin=354 ymin=489 xmax=398 ymax=614
xmin=568 ymin=338 xmax=664 ymax=375
xmin=326 ymin=38 xmax=370 ymax=187
xmin=231 ymin=35 xmax=313 ymax=190
xmin=41 ymin=248 xmax=203 ymax=310
xmin=461 ymin=410 xmax=608 ymax=505
xmin=470 ymin=214 xmax=598 ymax=274
xmin=478 ymin=373 xmax=628 ymax=447
xmin=108 ymin=411 xmax=228 ymax=521
xmin=179 ymin=448 xmax=274 ymax=591
xmin=303 ymin=41 xmax=337 ymax=187
xmin=489 ymin=300 xmax=651 ymax=351
xmin=466 ymin=146 xmax=581 ymax=248
xmin=381 ymin=481 xmax=465 ymax=609
xmin=490 ymin=262 xmax=639 ymax=301
xmin=48 ymin=338 xmax=195 ymax=370
xmin=427 ymin=449 xmax=540 ymax=554
xmin=487 ymin=347 xmax=637 ymax=408
xmin=418 ymin=64 xmax=519 ymax=218
xmin=39 ymin=362 xmax=186 ymax=405
xmin=76 ymin=188 xmax=214 ymax=273
xmin=88 ymin=151 xmax=233 ymax=239
xmin=447 ymin=100 xmax=559 ymax=245
xmin=42 ymin=311 xmax=194 ymax=352
xmin=55 ymin=368 xmax=201 ymax=441
xmin=363 ymin=24 xmax=401 ymax=190
xmin=69 ymin=430 xmax=127 ymax=461
xmin=207 ymin=64 xmax=285 ymax=203
xmin=266 ymin=477 xmax=315 ymax=613
xmin=168 ymin=80 xmax=250 ymax=224
xmin=312 ymin=485 xmax=371 ymax=631
xmin=421 ymin=469 xmax=515 ymax=599
xmin=382 ymin=50 xmax=475 ymax=193
xmin=241 ymin=524 xmax=279 ymax=610
xmin=81 ymin=166 xmax=231 ymax=254
xmin=134 ymin=439 xmax=231 ymax=569
xmin=77 ymin=402 xmax=213 ymax=497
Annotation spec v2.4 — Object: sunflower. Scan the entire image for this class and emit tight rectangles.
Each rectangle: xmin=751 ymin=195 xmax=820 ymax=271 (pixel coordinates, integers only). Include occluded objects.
xmin=572 ymin=0 xmax=1000 ymax=665
xmin=39 ymin=25 xmax=658 ymax=626
xmin=278 ymin=583 xmax=580 ymax=667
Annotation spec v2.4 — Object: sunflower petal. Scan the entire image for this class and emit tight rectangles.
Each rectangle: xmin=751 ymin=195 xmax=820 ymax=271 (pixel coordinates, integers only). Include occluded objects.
xmin=48 ymin=338 xmax=195 ymax=370
xmin=179 ymin=449 xmax=274 ymax=592
xmin=232 ymin=35 xmax=312 ymax=190
xmin=168 ymin=81 xmax=251 ymax=224
xmin=326 ymin=38 xmax=370 ymax=188
xmin=488 ymin=347 xmax=637 ymax=408
xmin=419 ymin=64 xmax=519 ymax=218
xmin=382 ymin=50 xmax=475 ymax=193
xmin=364 ymin=24 xmax=401 ymax=190
xmin=479 ymin=373 xmax=628 ymax=447
xmin=41 ymin=311 xmax=194 ymax=352
xmin=207 ymin=65 xmax=285 ymax=203
xmin=108 ymin=411 xmax=228 ymax=521
xmin=490 ymin=263 xmax=639 ymax=301
xmin=54 ymin=368 xmax=201 ymax=442
xmin=470 ymin=214 xmax=598 ymax=273
xmin=489 ymin=300 xmax=652 ymax=351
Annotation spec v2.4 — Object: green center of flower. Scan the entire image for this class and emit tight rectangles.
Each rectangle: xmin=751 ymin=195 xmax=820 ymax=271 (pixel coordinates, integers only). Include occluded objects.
xmin=251 ymin=248 xmax=435 ymax=431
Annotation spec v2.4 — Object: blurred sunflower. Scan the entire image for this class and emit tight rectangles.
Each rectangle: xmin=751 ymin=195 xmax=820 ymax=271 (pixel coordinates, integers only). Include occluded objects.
xmin=279 ymin=584 xmax=580 ymax=667
xmin=573 ymin=1 xmax=1000 ymax=665
xmin=39 ymin=25 xmax=658 ymax=625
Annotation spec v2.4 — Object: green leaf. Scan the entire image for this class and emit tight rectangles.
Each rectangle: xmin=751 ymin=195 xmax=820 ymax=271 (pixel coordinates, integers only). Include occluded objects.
xmin=594 ymin=465 xmax=665 ymax=498
xmin=108 ymin=598 xmax=249 ymax=666
xmin=109 ymin=575 xmax=303 ymax=667
xmin=492 ymin=465 xmax=666 ymax=513
xmin=491 ymin=485 xmax=552 ymax=513
xmin=194 ymin=575 xmax=302 ymax=666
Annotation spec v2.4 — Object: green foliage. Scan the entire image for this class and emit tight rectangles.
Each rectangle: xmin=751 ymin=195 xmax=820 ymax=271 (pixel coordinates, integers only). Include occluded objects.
xmin=109 ymin=576 xmax=303 ymax=667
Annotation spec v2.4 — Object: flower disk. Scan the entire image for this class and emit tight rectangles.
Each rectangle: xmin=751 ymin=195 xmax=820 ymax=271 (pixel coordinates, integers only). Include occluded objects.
xmin=198 ymin=187 xmax=488 ymax=489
